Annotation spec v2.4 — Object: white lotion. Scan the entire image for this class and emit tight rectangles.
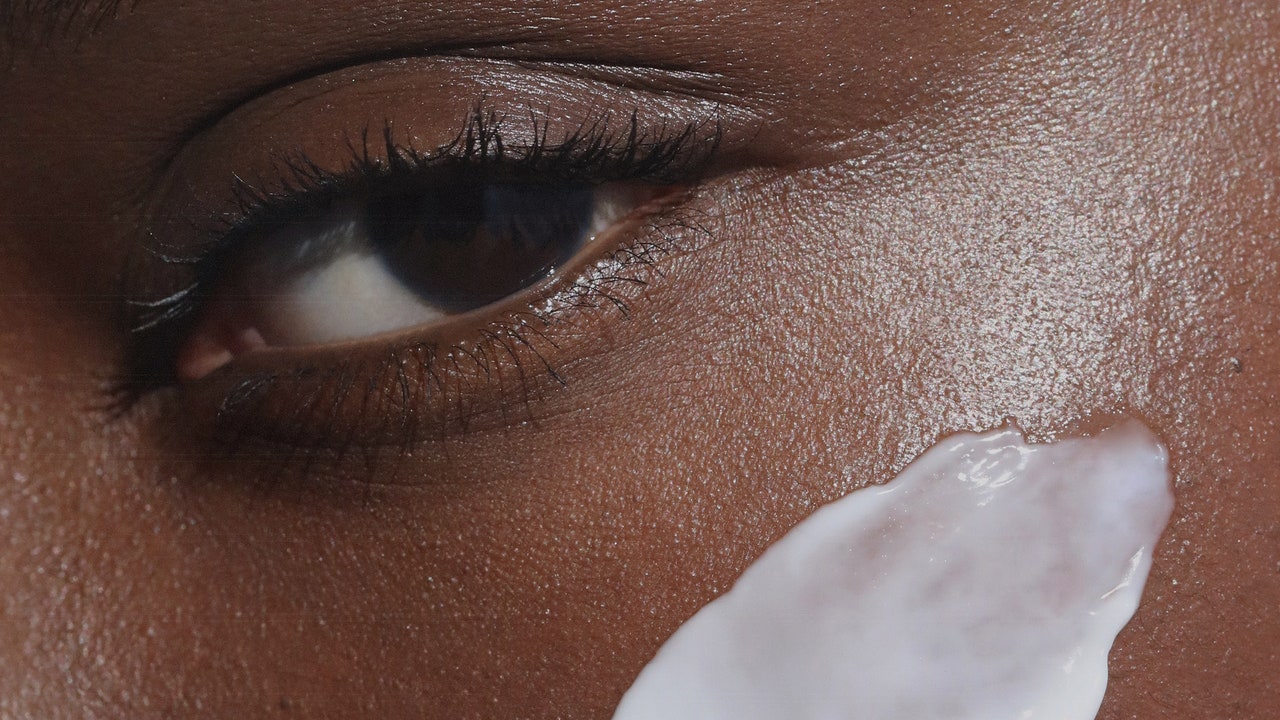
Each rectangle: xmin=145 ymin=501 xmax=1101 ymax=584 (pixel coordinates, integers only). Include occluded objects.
xmin=614 ymin=422 xmax=1174 ymax=720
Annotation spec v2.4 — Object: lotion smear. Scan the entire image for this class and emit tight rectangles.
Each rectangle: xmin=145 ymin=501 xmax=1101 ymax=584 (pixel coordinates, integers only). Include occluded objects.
xmin=613 ymin=422 xmax=1174 ymax=720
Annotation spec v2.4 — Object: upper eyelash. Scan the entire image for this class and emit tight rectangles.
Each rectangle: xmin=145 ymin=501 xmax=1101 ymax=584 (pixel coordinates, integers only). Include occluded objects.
xmin=224 ymin=108 xmax=721 ymax=234
xmin=114 ymin=107 xmax=722 ymax=407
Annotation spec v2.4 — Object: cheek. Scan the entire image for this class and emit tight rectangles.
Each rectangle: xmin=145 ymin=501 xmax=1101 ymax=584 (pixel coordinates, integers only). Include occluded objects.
xmin=723 ymin=163 xmax=1160 ymax=465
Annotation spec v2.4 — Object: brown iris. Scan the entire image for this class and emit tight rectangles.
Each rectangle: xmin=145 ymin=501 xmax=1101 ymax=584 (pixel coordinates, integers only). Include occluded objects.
xmin=367 ymin=181 xmax=596 ymax=312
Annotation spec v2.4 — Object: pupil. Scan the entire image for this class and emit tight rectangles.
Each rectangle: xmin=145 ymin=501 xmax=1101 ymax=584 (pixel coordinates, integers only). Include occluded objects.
xmin=367 ymin=182 xmax=596 ymax=312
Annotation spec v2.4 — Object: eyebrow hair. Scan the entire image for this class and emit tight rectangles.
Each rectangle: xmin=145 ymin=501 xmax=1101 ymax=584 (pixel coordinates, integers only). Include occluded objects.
xmin=1 ymin=0 xmax=132 ymax=50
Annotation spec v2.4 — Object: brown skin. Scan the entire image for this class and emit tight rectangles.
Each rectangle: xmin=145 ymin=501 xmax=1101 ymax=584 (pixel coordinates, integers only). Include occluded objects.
xmin=1 ymin=0 xmax=1277 ymax=717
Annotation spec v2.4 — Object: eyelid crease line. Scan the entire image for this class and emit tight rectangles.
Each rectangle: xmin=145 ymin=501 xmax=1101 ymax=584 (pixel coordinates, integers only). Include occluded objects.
xmin=169 ymin=43 xmax=734 ymax=171
xmin=500 ymin=57 xmax=751 ymax=108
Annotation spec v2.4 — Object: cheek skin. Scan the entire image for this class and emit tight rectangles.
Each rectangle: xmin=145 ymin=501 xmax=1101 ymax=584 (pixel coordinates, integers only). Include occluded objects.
xmin=672 ymin=10 xmax=1280 ymax=715
xmin=0 ymin=4 xmax=1278 ymax=720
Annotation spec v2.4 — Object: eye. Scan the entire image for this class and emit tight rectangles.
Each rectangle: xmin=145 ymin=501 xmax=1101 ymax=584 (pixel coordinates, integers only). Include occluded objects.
xmin=175 ymin=176 xmax=664 ymax=381
xmin=117 ymin=109 xmax=724 ymax=447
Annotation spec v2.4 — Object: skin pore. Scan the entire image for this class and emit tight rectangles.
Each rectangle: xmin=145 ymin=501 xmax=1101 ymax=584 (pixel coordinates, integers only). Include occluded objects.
xmin=1 ymin=0 xmax=1277 ymax=717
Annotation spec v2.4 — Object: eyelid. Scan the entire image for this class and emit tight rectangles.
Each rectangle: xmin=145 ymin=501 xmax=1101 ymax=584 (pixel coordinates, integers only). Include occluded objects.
xmin=154 ymin=54 xmax=744 ymax=207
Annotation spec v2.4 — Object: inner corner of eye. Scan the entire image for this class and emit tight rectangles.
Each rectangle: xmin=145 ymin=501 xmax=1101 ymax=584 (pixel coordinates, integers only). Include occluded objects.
xmin=173 ymin=179 xmax=665 ymax=381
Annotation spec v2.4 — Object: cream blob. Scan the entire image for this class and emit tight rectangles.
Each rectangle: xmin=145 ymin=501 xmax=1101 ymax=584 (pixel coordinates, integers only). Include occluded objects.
xmin=613 ymin=421 xmax=1174 ymax=720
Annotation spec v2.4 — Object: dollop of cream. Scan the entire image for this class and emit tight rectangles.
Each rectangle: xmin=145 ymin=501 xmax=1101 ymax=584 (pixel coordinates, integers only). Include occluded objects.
xmin=613 ymin=421 xmax=1174 ymax=720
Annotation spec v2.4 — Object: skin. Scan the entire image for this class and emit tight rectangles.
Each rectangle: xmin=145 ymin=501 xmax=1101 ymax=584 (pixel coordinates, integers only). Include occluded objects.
xmin=1 ymin=0 xmax=1277 ymax=717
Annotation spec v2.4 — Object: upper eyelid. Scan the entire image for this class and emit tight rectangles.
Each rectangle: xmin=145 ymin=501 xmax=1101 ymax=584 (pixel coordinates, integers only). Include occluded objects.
xmin=131 ymin=54 xmax=753 ymax=225
xmin=212 ymin=110 xmax=723 ymax=254
xmin=168 ymin=54 xmax=757 ymax=172
xmin=98 ymin=55 xmax=754 ymax=227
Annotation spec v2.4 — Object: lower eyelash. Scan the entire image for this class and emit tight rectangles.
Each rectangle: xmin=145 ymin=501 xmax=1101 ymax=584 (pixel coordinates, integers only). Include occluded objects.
xmin=185 ymin=204 xmax=714 ymax=463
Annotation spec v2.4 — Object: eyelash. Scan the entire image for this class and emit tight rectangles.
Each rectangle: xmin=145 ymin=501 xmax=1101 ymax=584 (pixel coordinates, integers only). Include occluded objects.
xmin=115 ymin=107 xmax=721 ymax=450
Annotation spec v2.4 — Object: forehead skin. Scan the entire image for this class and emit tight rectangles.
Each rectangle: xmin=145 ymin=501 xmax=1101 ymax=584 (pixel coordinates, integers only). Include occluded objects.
xmin=1 ymin=0 xmax=1277 ymax=717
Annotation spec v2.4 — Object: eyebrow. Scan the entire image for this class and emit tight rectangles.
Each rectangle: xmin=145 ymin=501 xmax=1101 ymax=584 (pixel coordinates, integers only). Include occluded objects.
xmin=1 ymin=0 xmax=131 ymax=49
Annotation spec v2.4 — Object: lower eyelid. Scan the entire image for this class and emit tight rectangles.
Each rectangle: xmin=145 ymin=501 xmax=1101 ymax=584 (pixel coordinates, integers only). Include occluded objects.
xmin=176 ymin=195 xmax=712 ymax=457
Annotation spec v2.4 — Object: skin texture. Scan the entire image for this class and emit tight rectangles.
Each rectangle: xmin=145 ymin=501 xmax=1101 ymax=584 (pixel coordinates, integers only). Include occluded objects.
xmin=1 ymin=0 xmax=1277 ymax=717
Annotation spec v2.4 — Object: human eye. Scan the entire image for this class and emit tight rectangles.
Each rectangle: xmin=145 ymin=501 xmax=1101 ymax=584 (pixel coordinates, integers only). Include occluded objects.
xmin=169 ymin=113 xmax=708 ymax=379
xmin=120 ymin=106 xmax=726 ymax=456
